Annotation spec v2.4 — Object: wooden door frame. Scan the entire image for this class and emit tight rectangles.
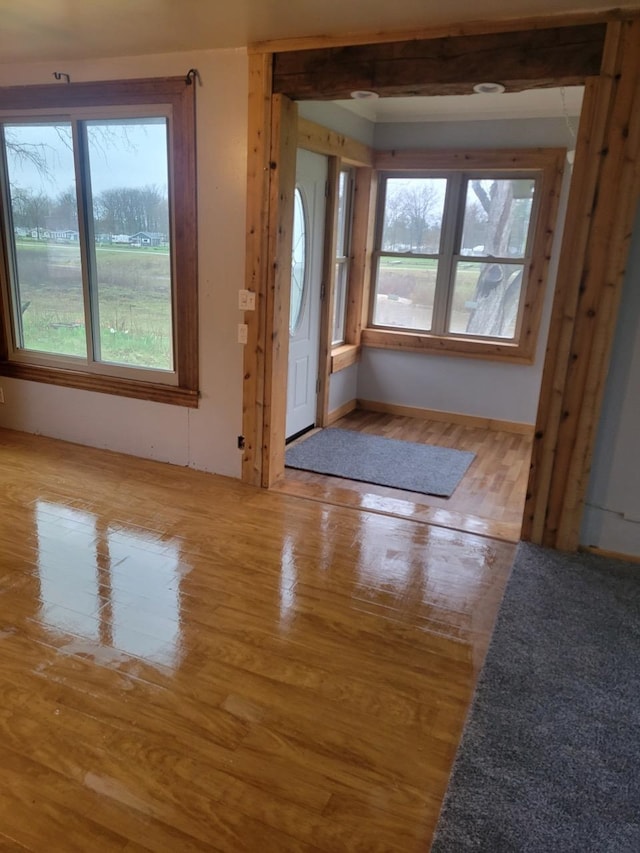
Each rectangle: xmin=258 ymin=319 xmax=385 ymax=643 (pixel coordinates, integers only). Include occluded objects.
xmin=241 ymin=11 xmax=640 ymax=552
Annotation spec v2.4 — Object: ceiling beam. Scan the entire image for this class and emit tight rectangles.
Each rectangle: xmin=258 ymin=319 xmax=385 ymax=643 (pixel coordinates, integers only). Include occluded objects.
xmin=272 ymin=24 xmax=606 ymax=100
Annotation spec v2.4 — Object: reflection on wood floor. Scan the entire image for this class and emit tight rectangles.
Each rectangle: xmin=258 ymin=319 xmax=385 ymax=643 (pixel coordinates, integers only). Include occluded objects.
xmin=0 ymin=428 xmax=515 ymax=851
xmin=280 ymin=410 xmax=533 ymax=543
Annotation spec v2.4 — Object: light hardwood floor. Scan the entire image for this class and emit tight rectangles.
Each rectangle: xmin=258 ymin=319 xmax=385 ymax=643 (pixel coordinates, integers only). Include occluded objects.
xmin=0 ymin=428 xmax=515 ymax=851
xmin=279 ymin=410 xmax=533 ymax=542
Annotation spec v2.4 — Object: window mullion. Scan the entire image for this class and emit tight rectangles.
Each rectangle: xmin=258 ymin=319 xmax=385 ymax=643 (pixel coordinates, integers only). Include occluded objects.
xmin=432 ymin=173 xmax=462 ymax=335
xmin=73 ymin=119 xmax=100 ymax=365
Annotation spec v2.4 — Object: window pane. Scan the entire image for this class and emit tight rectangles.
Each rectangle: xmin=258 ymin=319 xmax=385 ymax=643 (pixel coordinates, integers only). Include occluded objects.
xmin=4 ymin=123 xmax=86 ymax=357
xmin=381 ymin=177 xmax=447 ymax=253
xmin=460 ymin=178 xmax=535 ymax=258
xmin=336 ymin=171 xmax=348 ymax=257
xmin=332 ymin=261 xmax=348 ymax=345
xmin=86 ymin=119 xmax=173 ymax=371
xmin=290 ymin=187 xmax=308 ymax=334
xmin=373 ymin=256 xmax=437 ymax=331
xmin=448 ymin=261 xmax=524 ymax=339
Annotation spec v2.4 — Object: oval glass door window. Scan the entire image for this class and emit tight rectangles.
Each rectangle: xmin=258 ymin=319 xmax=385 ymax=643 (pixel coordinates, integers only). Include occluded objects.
xmin=290 ymin=187 xmax=308 ymax=334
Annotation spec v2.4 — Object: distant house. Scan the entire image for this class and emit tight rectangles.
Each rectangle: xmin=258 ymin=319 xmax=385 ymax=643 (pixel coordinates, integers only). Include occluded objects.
xmin=112 ymin=234 xmax=131 ymax=244
xmin=129 ymin=231 xmax=165 ymax=247
xmin=51 ymin=230 xmax=79 ymax=242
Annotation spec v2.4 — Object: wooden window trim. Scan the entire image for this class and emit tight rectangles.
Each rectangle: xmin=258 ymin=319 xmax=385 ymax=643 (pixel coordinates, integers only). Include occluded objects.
xmin=331 ymin=342 xmax=361 ymax=372
xmin=0 ymin=77 xmax=198 ymax=407
xmin=364 ymin=147 xmax=566 ymax=362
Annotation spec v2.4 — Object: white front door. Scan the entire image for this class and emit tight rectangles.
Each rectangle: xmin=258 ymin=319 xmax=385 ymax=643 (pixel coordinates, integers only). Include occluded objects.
xmin=286 ymin=148 xmax=327 ymax=440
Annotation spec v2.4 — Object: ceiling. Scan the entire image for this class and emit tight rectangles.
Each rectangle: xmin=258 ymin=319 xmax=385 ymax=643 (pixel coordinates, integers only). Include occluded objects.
xmin=0 ymin=0 xmax=636 ymax=64
xmin=333 ymin=87 xmax=584 ymax=123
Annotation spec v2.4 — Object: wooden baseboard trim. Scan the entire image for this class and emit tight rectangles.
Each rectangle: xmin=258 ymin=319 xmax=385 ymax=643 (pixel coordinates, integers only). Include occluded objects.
xmin=327 ymin=399 xmax=357 ymax=425
xmin=356 ymin=399 xmax=534 ymax=436
xmin=580 ymin=545 xmax=640 ymax=565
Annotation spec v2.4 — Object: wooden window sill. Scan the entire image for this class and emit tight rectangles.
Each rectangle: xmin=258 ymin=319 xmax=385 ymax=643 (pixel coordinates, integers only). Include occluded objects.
xmin=330 ymin=344 xmax=361 ymax=373
xmin=0 ymin=362 xmax=199 ymax=407
xmin=360 ymin=328 xmax=535 ymax=364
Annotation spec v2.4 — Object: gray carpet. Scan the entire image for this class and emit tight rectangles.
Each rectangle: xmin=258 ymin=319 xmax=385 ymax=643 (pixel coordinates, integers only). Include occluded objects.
xmin=431 ymin=543 xmax=640 ymax=853
xmin=285 ymin=428 xmax=475 ymax=497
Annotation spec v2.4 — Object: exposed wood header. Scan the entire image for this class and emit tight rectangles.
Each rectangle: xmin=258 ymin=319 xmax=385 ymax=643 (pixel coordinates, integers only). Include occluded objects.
xmin=272 ymin=24 xmax=606 ymax=100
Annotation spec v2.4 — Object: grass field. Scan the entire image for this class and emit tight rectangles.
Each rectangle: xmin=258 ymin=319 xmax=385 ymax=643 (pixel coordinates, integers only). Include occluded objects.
xmin=13 ymin=239 xmax=173 ymax=370
xmin=375 ymin=256 xmax=481 ymax=331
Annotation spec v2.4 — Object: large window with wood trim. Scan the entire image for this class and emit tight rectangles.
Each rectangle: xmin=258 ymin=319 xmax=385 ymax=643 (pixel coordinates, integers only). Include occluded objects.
xmin=0 ymin=77 xmax=198 ymax=406
xmin=364 ymin=149 xmax=564 ymax=361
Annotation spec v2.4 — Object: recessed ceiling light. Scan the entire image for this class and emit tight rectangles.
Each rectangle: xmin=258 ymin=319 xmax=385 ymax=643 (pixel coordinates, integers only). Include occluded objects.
xmin=350 ymin=90 xmax=379 ymax=100
xmin=473 ymin=82 xmax=506 ymax=94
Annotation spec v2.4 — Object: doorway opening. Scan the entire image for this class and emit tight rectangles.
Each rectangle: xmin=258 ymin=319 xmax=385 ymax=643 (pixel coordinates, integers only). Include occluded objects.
xmin=279 ymin=89 xmax=582 ymax=542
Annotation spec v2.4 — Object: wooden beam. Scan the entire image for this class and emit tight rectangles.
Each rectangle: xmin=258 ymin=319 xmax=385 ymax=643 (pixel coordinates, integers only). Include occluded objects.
xmin=317 ymin=157 xmax=340 ymax=428
xmin=261 ymin=94 xmax=298 ymax=487
xmin=374 ymin=148 xmax=566 ymax=172
xmin=297 ymin=117 xmax=373 ymax=166
xmin=242 ymin=52 xmax=273 ymax=485
xmin=523 ymin=19 xmax=640 ymax=549
xmin=273 ymin=25 xmax=606 ymax=100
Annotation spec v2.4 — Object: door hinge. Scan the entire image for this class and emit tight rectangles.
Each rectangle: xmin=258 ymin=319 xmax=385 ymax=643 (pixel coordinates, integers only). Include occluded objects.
xmin=320 ymin=283 xmax=326 ymax=301
xmin=316 ymin=378 xmax=321 ymax=394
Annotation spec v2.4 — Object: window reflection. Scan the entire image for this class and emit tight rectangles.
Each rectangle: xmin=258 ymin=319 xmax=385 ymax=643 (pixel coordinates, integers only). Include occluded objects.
xmin=36 ymin=500 xmax=183 ymax=669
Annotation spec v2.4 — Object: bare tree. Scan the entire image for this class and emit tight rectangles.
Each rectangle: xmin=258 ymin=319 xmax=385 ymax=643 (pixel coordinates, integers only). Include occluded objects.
xmin=465 ymin=180 xmax=522 ymax=338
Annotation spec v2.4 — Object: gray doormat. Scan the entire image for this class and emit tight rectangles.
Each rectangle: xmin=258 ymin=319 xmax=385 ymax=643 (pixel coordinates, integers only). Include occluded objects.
xmin=285 ymin=428 xmax=475 ymax=497
xmin=431 ymin=543 xmax=640 ymax=853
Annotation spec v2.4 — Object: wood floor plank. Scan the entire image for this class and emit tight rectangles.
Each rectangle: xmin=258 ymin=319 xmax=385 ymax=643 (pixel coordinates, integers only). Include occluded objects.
xmin=0 ymin=427 xmax=515 ymax=850
xmin=279 ymin=410 xmax=533 ymax=541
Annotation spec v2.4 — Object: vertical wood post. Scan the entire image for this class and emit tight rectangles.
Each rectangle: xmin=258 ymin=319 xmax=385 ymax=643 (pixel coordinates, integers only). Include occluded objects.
xmin=523 ymin=19 xmax=640 ymax=549
xmin=261 ymin=94 xmax=298 ymax=486
xmin=242 ymin=52 xmax=273 ymax=485
xmin=317 ymin=156 xmax=340 ymax=427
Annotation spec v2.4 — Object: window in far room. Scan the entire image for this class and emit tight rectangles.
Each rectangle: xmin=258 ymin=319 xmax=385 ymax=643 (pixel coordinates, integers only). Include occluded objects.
xmin=363 ymin=149 xmax=565 ymax=362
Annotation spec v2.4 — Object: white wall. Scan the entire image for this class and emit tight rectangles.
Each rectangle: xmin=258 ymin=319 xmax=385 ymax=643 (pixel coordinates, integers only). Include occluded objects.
xmin=357 ymin=116 xmax=574 ymax=425
xmin=0 ymin=49 xmax=248 ymax=476
xmin=329 ymin=363 xmax=359 ymax=414
xmin=580 ymin=205 xmax=640 ymax=557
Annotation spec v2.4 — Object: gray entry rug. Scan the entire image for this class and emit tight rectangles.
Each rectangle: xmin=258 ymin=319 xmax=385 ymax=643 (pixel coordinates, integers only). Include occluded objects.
xmin=285 ymin=428 xmax=475 ymax=497
xmin=431 ymin=543 xmax=640 ymax=853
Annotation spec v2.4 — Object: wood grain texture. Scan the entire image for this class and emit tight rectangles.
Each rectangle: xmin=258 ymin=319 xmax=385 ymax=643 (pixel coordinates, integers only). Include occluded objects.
xmin=280 ymin=410 xmax=532 ymax=543
xmin=272 ymin=25 xmax=605 ymax=100
xmin=316 ymin=157 xmax=339 ymax=428
xmin=242 ymin=52 xmax=273 ymax=485
xmin=297 ymin=117 xmax=373 ymax=166
xmin=524 ymin=19 xmax=640 ymax=549
xmin=345 ymin=167 xmax=376 ymax=347
xmin=0 ymin=427 xmax=515 ymax=850
xmin=262 ymin=94 xmax=298 ymax=487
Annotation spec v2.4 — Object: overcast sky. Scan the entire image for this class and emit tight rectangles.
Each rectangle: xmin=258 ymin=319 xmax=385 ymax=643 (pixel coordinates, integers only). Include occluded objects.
xmin=4 ymin=118 xmax=169 ymax=199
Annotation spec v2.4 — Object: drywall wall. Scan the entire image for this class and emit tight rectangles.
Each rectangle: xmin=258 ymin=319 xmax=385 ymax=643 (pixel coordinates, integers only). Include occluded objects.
xmin=357 ymin=116 xmax=575 ymax=425
xmin=329 ymin=363 xmax=359 ymax=416
xmin=580 ymin=205 xmax=640 ymax=557
xmin=373 ymin=116 xmax=577 ymax=150
xmin=0 ymin=49 xmax=248 ymax=477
